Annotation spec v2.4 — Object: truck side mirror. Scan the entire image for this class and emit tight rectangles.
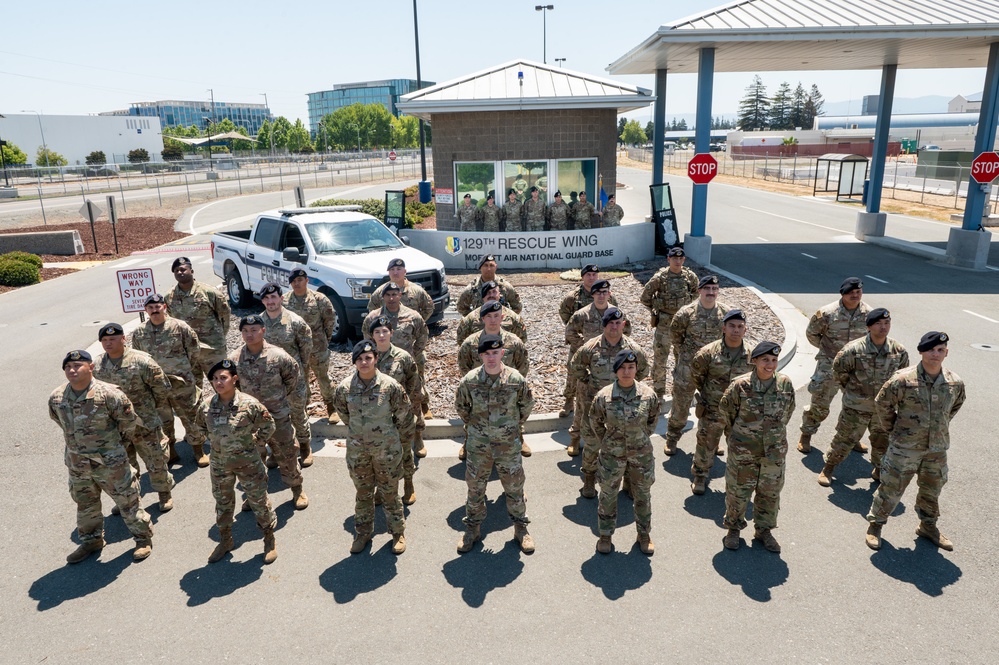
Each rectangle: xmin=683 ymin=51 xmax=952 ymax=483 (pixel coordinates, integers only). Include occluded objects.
xmin=399 ymin=235 xmax=411 ymax=246
xmin=282 ymin=247 xmax=305 ymax=263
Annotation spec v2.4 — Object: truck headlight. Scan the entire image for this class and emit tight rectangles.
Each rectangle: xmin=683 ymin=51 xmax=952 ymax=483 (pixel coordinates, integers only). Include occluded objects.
xmin=346 ymin=278 xmax=374 ymax=300
xmin=438 ymin=267 xmax=446 ymax=278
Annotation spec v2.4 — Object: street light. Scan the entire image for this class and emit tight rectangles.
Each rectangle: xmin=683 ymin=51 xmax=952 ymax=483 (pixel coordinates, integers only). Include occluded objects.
xmin=555 ymin=57 xmax=566 ymax=68
xmin=260 ymin=92 xmax=274 ymax=158
xmin=413 ymin=0 xmax=429 ymax=193
xmin=0 ymin=113 xmax=10 ymax=187
xmin=535 ymin=5 xmax=554 ymax=64
xmin=21 ymin=109 xmax=49 ymax=167
xmin=205 ymin=89 xmax=216 ymax=172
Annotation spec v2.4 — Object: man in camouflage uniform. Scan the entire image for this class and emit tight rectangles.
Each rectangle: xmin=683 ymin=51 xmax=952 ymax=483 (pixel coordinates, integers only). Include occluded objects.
xmin=455 ymin=334 xmax=536 ymax=554
xmin=456 ymin=255 xmax=523 ymax=316
xmin=479 ymin=194 xmax=503 ymax=232
xmin=502 ymin=188 xmax=525 ymax=232
xmin=640 ymin=246 xmax=699 ymax=399
xmin=455 ymin=281 xmax=528 ymax=346
xmin=362 ymin=282 xmax=429 ymax=414
xmin=231 ymin=315 xmax=309 ymax=511
xmin=570 ymin=307 xmax=649 ymax=497
xmin=818 ymin=308 xmax=909 ymax=487
xmin=49 ymin=350 xmax=154 ymax=563
xmin=131 ymin=293 xmax=209 ymax=467
xmin=456 ymin=193 xmax=480 ymax=231
xmin=94 ymin=323 xmax=175 ymax=512
xmin=572 ymin=190 xmax=596 ymax=229
xmin=459 ymin=301 xmax=530 ymax=377
xmin=546 ymin=190 xmax=571 ymax=231
xmin=333 ymin=341 xmax=416 ymax=556
xmin=591 ymin=349 xmax=660 ymax=556
xmin=283 ymin=268 xmax=338 ymax=435
xmin=599 ymin=193 xmax=624 ymax=227
xmin=665 ymin=275 xmax=731 ymax=454
xmin=165 ymin=257 xmax=230 ymax=382
xmin=865 ymin=331 xmax=965 ymax=552
xmin=688 ymin=309 xmax=753 ymax=495
xmin=719 ymin=341 xmax=795 ymax=553
xmin=371 ymin=316 xmax=425 ymax=503
xmin=798 ymin=277 xmax=871 ymax=454
xmin=523 ymin=186 xmax=547 ymax=231
xmin=367 ymin=257 xmax=434 ymax=321
xmin=196 ymin=359 xmax=278 ymax=565
xmin=258 ymin=281 xmax=315 ymax=467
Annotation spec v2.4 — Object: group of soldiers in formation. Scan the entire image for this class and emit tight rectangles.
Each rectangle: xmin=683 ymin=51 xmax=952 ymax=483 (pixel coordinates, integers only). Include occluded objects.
xmin=49 ymin=248 xmax=965 ymax=565
xmin=455 ymin=186 xmax=624 ymax=232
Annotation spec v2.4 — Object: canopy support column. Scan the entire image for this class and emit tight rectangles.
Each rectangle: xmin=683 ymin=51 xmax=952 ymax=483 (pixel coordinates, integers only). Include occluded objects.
xmin=685 ymin=47 xmax=715 ymax=266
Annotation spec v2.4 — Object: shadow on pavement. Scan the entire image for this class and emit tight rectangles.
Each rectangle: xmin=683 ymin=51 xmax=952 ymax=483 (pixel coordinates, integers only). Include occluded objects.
xmin=682 ymin=488 xmax=726 ymax=526
xmin=579 ymin=549 xmax=653 ymax=600
xmin=556 ymin=457 xmax=581 ymax=478
xmin=445 ymin=495 xmax=518 ymax=540
xmin=29 ymin=550 xmax=133 ymax=611
xmin=711 ymin=540 xmax=789 ymax=602
xmin=318 ymin=541 xmax=399 ymax=603
xmin=661 ymin=449 xmax=694 ymax=479
xmin=180 ymin=557 xmax=266 ymax=606
xmin=441 ymin=540 xmax=525 ymax=608
xmin=561 ymin=494 xmax=598 ymax=533
xmin=869 ymin=537 xmax=962 ymax=597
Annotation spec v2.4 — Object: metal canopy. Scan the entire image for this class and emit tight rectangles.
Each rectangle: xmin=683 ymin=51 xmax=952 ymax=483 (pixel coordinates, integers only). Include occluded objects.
xmin=607 ymin=0 xmax=999 ymax=75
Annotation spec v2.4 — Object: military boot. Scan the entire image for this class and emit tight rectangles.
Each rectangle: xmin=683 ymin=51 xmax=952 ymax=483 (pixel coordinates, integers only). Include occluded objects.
xmin=350 ymin=532 xmax=372 ymax=554
xmin=191 ymin=444 xmax=210 ymax=468
xmin=566 ymin=433 xmax=581 ymax=457
xmin=132 ymin=537 xmax=153 ymax=562
xmin=111 ymin=503 xmax=121 ymax=516
xmin=391 ymin=534 xmax=407 ymax=555
xmin=403 ymin=477 xmax=417 ymax=505
xmin=663 ymin=434 xmax=679 ymax=456
xmin=158 ymin=491 xmax=174 ymax=512
xmin=558 ymin=396 xmax=573 ymax=418
xmin=514 ymin=523 xmax=535 ymax=554
xmin=66 ymin=538 xmax=104 ymax=564
xmin=638 ymin=533 xmax=655 ymax=556
xmin=797 ymin=433 xmax=812 ymax=454
xmin=865 ymin=523 xmax=883 ymax=550
xmin=916 ymin=523 xmax=954 ymax=551
xmin=167 ymin=440 xmax=180 ymax=465
xmin=413 ymin=431 xmax=427 ymax=459
xmin=422 ymin=402 xmax=433 ymax=419
xmin=457 ymin=446 xmax=466 ymax=461
xmin=457 ymin=525 xmax=480 ymax=554
xmin=291 ymin=485 xmax=309 ymax=510
xmin=520 ymin=440 xmax=532 ymax=457
xmin=596 ymin=535 xmax=613 ymax=554
xmin=754 ymin=528 xmax=781 ymax=553
xmin=325 ymin=402 xmax=340 ymax=424
xmin=853 ymin=439 xmax=869 ymax=454
xmin=716 ymin=444 xmax=725 ymax=457
xmin=817 ymin=463 xmax=836 ymax=487
xmin=299 ymin=440 xmax=314 ymax=468
xmin=208 ymin=527 xmax=233 ymax=563
xmin=691 ymin=476 xmax=707 ymax=495
xmin=262 ymin=527 xmax=277 ymax=564
xmin=871 ymin=466 xmax=881 ymax=482
xmin=723 ymin=529 xmax=741 ymax=550
xmin=580 ymin=472 xmax=597 ymax=499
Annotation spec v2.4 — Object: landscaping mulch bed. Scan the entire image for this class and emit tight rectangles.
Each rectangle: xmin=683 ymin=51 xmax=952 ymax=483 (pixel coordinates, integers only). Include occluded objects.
xmin=0 ymin=217 xmax=186 ymax=263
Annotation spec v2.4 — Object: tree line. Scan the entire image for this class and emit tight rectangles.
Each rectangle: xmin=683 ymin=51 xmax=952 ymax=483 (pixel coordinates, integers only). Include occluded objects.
xmin=737 ymin=76 xmax=825 ymax=131
xmin=617 ymin=116 xmax=737 ymax=146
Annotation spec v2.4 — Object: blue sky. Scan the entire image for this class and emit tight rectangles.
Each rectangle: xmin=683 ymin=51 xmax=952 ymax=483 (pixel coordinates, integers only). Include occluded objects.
xmin=1 ymin=0 xmax=990 ymax=126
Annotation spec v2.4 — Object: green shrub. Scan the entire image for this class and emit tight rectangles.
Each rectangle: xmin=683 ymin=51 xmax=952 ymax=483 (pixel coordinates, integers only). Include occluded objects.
xmin=1 ymin=251 xmax=43 ymax=268
xmin=0 ymin=258 xmax=41 ymax=286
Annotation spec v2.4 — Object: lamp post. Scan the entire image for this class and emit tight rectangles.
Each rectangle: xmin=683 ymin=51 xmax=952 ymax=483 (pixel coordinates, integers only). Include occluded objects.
xmin=21 ymin=109 xmax=49 ymax=167
xmin=260 ymin=92 xmax=275 ymax=158
xmin=535 ymin=5 xmax=554 ymax=64
xmin=0 ymin=113 xmax=9 ymax=187
xmin=555 ymin=57 xmax=566 ymax=68
xmin=413 ymin=0 xmax=429 ymax=200
xmin=206 ymin=89 xmax=216 ymax=172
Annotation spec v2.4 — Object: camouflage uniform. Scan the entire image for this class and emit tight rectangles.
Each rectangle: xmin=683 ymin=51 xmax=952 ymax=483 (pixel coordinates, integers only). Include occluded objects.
xmin=263 ymin=308 xmax=313 ymax=450
xmin=455 ymin=365 xmax=535 ymax=528
xmin=668 ymin=301 xmax=731 ymax=438
xmin=230 ymin=342 xmax=303 ymax=490
xmin=284 ymin=289 xmax=336 ymax=407
xmin=195 ymin=390 xmax=277 ymax=532
xmin=456 ymin=276 xmax=522 ymax=316
xmin=48 ymin=379 xmax=153 ymax=548
xmin=523 ymin=197 xmax=547 ymax=231
xmin=130 ymin=316 xmax=206 ymax=448
xmin=827 ymin=335 xmax=909 ymax=470
xmin=332 ymin=371 xmax=416 ymax=538
xmin=573 ymin=200 xmax=596 ymax=229
xmin=570 ymin=334 xmax=649 ymax=475
xmin=458 ymin=329 xmax=529 ymax=377
xmin=640 ymin=266 xmax=699 ymax=396
xmin=867 ymin=363 xmax=965 ymax=527
xmin=455 ymin=307 xmax=528 ymax=346
xmin=801 ymin=299 xmax=871 ymax=435
xmin=547 ymin=200 xmax=571 ymax=231
xmin=93 ymin=349 xmax=174 ymax=493
xmin=601 ymin=202 xmax=624 ymax=227
xmin=719 ymin=371 xmax=796 ymax=531
xmin=376 ymin=345 xmax=424 ymax=483
xmin=480 ymin=204 xmax=503 ymax=233
xmin=558 ymin=287 xmax=619 ymax=404
xmin=502 ymin=198 xmax=525 ymax=232
xmin=362 ymin=304 xmax=429 ymax=393
xmin=689 ymin=339 xmax=753 ymax=479
xmin=456 ymin=203 xmax=480 ymax=232
xmin=591 ymin=381 xmax=659 ymax=537
xmin=367 ymin=280 xmax=434 ymax=321
xmin=165 ymin=280 xmax=231 ymax=380
xmin=565 ymin=303 xmax=633 ymax=435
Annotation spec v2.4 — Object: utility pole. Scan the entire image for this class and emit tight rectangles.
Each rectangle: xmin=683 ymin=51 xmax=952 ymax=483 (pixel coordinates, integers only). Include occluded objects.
xmin=413 ymin=0 xmax=429 ymax=198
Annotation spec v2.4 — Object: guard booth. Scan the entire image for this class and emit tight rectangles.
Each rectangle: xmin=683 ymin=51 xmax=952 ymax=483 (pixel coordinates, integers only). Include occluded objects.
xmin=813 ymin=154 xmax=869 ymax=202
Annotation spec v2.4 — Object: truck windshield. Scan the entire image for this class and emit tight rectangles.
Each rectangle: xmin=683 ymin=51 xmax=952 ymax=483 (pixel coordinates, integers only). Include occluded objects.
xmin=306 ymin=219 xmax=404 ymax=254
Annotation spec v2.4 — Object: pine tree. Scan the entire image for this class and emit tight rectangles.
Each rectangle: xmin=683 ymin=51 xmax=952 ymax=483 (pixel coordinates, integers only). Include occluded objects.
xmin=737 ymin=75 xmax=770 ymax=131
xmin=788 ymin=83 xmax=808 ymax=129
xmin=769 ymin=82 xmax=793 ymax=130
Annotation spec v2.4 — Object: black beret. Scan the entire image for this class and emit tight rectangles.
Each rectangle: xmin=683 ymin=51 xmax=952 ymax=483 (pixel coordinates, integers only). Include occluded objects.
xmin=698 ymin=275 xmax=719 ymax=289
xmin=667 ymin=246 xmax=685 ymax=257
xmin=581 ymin=264 xmax=599 ymax=276
xmin=144 ymin=293 xmax=165 ymax=306
xmin=239 ymin=314 xmax=265 ymax=330
xmin=507 ymin=188 xmax=516 ymax=196
xmin=289 ymin=268 xmax=308 ymax=281
xmin=382 ymin=281 xmax=402 ymax=294
xmin=477 ymin=333 xmax=504 ymax=354
xmin=602 ymin=307 xmax=624 ymax=326
xmin=612 ymin=349 xmax=638 ymax=372
xmin=530 ymin=186 xmax=538 ymax=192
xmin=487 ymin=193 xmax=495 ymax=200
xmin=62 ymin=349 xmax=92 ymax=367
xmin=463 ymin=193 xmax=471 ymax=199
xmin=479 ymin=255 xmax=497 ymax=268
xmin=257 ymin=282 xmax=282 ymax=298
xmin=866 ymin=308 xmax=890 ymax=326
xmin=590 ymin=279 xmax=610 ymax=292
xmin=351 ymin=340 xmax=377 ymax=363
xmin=387 ymin=258 xmax=406 ymax=270
xmin=554 ymin=190 xmax=562 ymax=197
xmin=723 ymin=309 xmax=746 ymax=323
xmin=917 ymin=331 xmax=949 ymax=353
xmin=751 ymin=341 xmax=781 ymax=359
xmin=479 ymin=280 xmax=500 ymax=299
xmin=840 ymin=277 xmax=863 ymax=295
xmin=607 ymin=193 xmax=615 ymax=200
xmin=171 ymin=257 xmax=192 ymax=271
xmin=479 ymin=300 xmax=503 ymax=318
xmin=98 ymin=322 xmax=124 ymax=339
xmin=208 ymin=359 xmax=237 ymax=380
xmin=370 ymin=316 xmax=393 ymax=332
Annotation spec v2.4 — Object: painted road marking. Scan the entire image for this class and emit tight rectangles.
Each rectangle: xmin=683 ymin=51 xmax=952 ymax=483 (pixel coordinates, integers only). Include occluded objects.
xmin=147 ymin=257 xmax=172 ymax=266
xmin=801 ymin=253 xmax=818 ymax=259
xmin=964 ymin=309 xmax=999 ymax=323
xmin=864 ymin=274 xmax=889 ymax=284
xmin=741 ymin=206 xmax=846 ymax=234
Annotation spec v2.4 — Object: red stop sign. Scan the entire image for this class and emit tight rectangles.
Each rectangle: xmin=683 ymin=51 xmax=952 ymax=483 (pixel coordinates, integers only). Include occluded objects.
xmin=688 ymin=153 xmax=718 ymax=184
xmin=389 ymin=151 xmax=397 ymax=161
xmin=971 ymin=152 xmax=999 ymax=184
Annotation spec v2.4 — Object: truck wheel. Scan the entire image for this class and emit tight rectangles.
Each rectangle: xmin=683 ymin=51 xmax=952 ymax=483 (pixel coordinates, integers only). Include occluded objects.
xmin=320 ymin=288 xmax=350 ymax=343
xmin=225 ymin=267 xmax=253 ymax=308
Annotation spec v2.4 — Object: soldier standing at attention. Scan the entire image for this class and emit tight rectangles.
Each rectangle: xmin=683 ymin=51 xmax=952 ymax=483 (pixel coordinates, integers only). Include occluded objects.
xmin=455 ymin=334 xmax=536 ymax=554
xmin=230 ymin=315 xmax=309 ymax=511
xmin=367 ymin=258 xmax=434 ymax=321
xmin=591 ymin=349 xmax=660 ymax=556
xmin=456 ymin=255 xmax=523 ymax=316
xmin=547 ymin=190 xmax=571 ymax=231
xmin=131 ymin=293 xmax=209 ymax=467
xmin=665 ymin=275 xmax=730 ymax=455
xmin=283 ymin=268 xmax=339 ymax=433
xmin=196 ymin=360 xmax=278 ymax=565
xmin=455 ymin=281 xmax=528 ymax=346
xmin=818 ymin=308 xmax=908 ymax=487
xmin=165 ymin=257 xmax=230 ymax=383
xmin=480 ymin=194 xmax=503 ymax=232
xmin=688 ymin=309 xmax=753 ymax=495
xmin=572 ymin=190 xmax=596 ymax=229
xmin=502 ymin=188 xmax=525 ymax=232
xmin=640 ymin=246 xmax=699 ymax=400
xmin=94 ymin=323 xmax=175 ymax=512
xmin=523 ymin=186 xmax=547 ymax=231
xmin=599 ymin=193 xmax=624 ymax=227
xmin=333 ymin=341 xmax=415 ymax=556
xmin=456 ymin=193 xmax=480 ymax=231
xmin=258 ymin=282 xmax=315 ymax=468
xmin=719 ymin=341 xmax=795 ymax=553
xmin=362 ymin=282 xmax=429 ymax=414
xmin=798 ymin=277 xmax=871 ymax=454
xmin=49 ymin=350 xmax=154 ymax=563
xmin=865 ymin=331 xmax=965 ymax=552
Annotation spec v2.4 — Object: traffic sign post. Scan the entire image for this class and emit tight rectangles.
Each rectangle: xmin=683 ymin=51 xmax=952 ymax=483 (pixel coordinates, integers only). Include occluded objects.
xmin=971 ymin=151 xmax=999 ymax=184
xmin=106 ymin=195 xmax=119 ymax=254
xmin=688 ymin=153 xmax=719 ymax=185
xmin=79 ymin=199 xmax=103 ymax=253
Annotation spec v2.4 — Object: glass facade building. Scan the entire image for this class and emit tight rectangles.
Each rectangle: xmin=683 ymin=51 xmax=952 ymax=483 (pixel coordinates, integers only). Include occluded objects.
xmin=113 ymin=100 xmax=272 ymax=134
xmin=307 ymin=79 xmax=433 ymax=133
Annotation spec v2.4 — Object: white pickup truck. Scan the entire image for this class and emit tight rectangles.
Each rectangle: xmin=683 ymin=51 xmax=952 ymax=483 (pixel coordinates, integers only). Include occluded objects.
xmin=211 ymin=206 xmax=449 ymax=342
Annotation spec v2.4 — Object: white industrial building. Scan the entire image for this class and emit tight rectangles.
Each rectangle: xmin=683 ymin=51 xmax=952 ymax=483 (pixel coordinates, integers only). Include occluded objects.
xmin=0 ymin=113 xmax=164 ymax=166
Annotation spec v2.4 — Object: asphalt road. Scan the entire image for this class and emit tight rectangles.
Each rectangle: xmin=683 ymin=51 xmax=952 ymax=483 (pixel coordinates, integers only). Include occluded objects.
xmin=3 ymin=172 xmax=998 ymax=663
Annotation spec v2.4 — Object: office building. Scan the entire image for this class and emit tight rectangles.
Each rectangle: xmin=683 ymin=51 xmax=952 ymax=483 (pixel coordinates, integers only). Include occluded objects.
xmin=101 ymin=100 xmax=271 ymax=134
xmin=306 ymin=79 xmax=433 ymax=133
